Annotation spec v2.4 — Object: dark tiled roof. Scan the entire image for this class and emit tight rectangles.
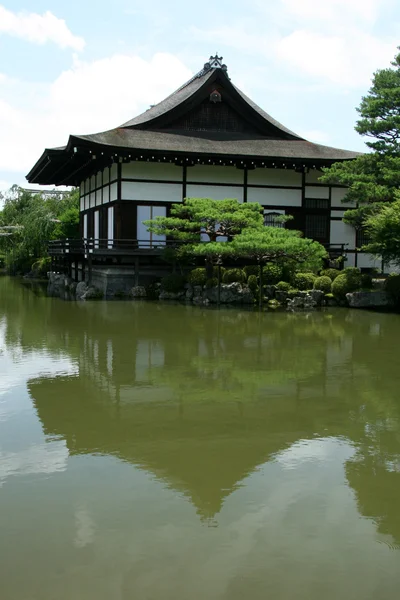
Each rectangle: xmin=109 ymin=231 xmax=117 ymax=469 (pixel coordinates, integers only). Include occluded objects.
xmin=26 ymin=57 xmax=360 ymax=184
xmin=74 ymin=128 xmax=359 ymax=161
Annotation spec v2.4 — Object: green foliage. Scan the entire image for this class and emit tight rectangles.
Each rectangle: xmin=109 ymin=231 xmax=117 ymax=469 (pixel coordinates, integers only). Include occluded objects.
xmin=313 ymin=276 xmax=332 ymax=293
xmin=0 ymin=185 xmax=79 ymax=273
xmin=243 ymin=265 xmax=259 ymax=279
xmin=362 ymin=198 xmax=400 ymax=265
xmin=161 ymin=273 xmax=186 ymax=293
xmin=144 ymin=197 xmax=263 ymax=242
xmin=230 ymin=227 xmax=327 ymax=271
xmin=332 ymin=269 xmax=362 ymax=299
xmin=263 ymin=262 xmax=283 ymax=284
xmin=52 ymin=206 xmax=80 ymax=239
xmin=320 ymin=268 xmax=341 ymax=281
xmin=275 ymin=281 xmax=291 ymax=291
xmin=385 ymin=273 xmax=400 ymax=304
xmin=205 ymin=277 xmax=218 ymax=289
xmin=247 ymin=275 xmax=258 ymax=293
xmin=188 ymin=267 xmax=207 ymax=286
xmin=222 ymin=268 xmax=246 ymax=284
xmin=385 ymin=272 xmax=400 ymax=304
xmin=31 ymin=256 xmax=52 ymax=278
xmin=321 ymin=49 xmax=400 ymax=215
xmin=293 ymin=272 xmax=316 ymax=290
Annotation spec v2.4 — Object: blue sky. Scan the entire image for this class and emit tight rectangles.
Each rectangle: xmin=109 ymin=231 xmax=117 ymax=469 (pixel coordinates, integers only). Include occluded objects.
xmin=0 ymin=0 xmax=399 ymax=194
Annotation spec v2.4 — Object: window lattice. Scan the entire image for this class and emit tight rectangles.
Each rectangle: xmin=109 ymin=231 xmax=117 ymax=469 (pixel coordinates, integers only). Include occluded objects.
xmin=304 ymin=198 xmax=329 ymax=209
xmin=264 ymin=212 xmax=284 ymax=228
xmin=305 ymin=214 xmax=329 ymax=243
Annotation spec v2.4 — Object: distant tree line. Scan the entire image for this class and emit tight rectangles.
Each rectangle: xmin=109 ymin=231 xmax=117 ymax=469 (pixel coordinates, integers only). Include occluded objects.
xmin=0 ymin=185 xmax=79 ymax=275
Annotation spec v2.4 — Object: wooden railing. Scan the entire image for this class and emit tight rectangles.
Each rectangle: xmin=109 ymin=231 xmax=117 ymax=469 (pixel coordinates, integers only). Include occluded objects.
xmin=48 ymin=238 xmax=183 ymax=256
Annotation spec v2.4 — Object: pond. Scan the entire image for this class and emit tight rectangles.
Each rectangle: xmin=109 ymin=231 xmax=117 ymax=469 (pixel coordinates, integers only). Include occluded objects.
xmin=1 ymin=275 xmax=400 ymax=599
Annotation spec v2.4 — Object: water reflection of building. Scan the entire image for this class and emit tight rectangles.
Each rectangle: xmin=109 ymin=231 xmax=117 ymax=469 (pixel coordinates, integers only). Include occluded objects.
xmin=9 ymin=293 xmax=395 ymax=538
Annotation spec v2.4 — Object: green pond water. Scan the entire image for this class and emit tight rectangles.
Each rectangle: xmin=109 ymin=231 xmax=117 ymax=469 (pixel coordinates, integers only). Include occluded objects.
xmin=1 ymin=276 xmax=400 ymax=599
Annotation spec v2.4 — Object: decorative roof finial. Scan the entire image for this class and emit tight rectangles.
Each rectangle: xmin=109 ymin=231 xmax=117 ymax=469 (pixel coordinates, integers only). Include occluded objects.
xmin=203 ymin=54 xmax=228 ymax=74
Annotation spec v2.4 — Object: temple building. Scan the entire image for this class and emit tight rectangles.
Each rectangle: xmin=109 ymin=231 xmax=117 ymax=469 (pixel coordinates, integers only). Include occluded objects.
xmin=26 ymin=54 xmax=377 ymax=283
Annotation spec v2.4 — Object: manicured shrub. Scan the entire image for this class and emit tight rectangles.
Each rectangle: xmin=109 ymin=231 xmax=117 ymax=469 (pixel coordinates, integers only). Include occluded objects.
xmin=222 ymin=268 xmax=246 ymax=284
xmin=332 ymin=271 xmax=362 ymax=299
xmin=385 ymin=273 xmax=400 ymax=304
xmin=320 ymin=268 xmax=341 ymax=281
xmin=313 ymin=276 xmax=332 ymax=294
xmin=293 ymin=272 xmax=316 ymax=290
xmin=160 ymin=273 xmax=186 ymax=293
xmin=205 ymin=277 xmax=218 ymax=289
xmin=275 ymin=281 xmax=291 ymax=292
xmin=247 ymin=275 xmax=258 ymax=293
xmin=188 ymin=267 xmax=207 ymax=286
xmin=243 ymin=265 xmax=259 ymax=279
xmin=263 ymin=263 xmax=283 ymax=284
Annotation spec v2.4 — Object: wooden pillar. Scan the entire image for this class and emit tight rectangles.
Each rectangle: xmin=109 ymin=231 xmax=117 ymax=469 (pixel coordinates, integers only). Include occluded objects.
xmin=134 ymin=256 xmax=139 ymax=287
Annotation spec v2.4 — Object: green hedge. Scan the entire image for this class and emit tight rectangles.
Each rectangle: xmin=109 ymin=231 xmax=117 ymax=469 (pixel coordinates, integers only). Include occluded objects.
xmin=188 ymin=268 xmax=207 ymax=286
xmin=222 ymin=268 xmax=246 ymax=284
xmin=263 ymin=263 xmax=283 ymax=284
xmin=247 ymin=275 xmax=258 ymax=293
xmin=313 ymin=276 xmax=332 ymax=293
xmin=243 ymin=265 xmax=259 ymax=279
xmin=293 ymin=272 xmax=316 ymax=290
xmin=275 ymin=281 xmax=291 ymax=292
xmin=332 ymin=269 xmax=362 ymax=299
xmin=320 ymin=268 xmax=341 ymax=281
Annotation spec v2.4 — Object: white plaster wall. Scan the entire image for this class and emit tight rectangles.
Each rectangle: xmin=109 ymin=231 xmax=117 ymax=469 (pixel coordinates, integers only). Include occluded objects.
xmin=122 ymin=162 xmax=183 ymax=181
xmin=331 ymin=210 xmax=346 ymax=218
xmin=89 ymin=192 xmax=95 ymax=209
xmin=110 ymin=182 xmax=118 ymax=202
xmin=80 ymin=182 xmax=84 ymax=195
xmin=91 ymin=175 xmax=96 ymax=191
xmin=103 ymin=168 xmax=109 ymax=185
xmin=248 ymin=168 xmax=301 ymax=187
xmin=305 ymin=169 xmax=324 ymax=184
xmin=80 ymin=197 xmax=84 ymax=212
xmin=247 ymin=187 xmax=302 ymax=207
xmin=305 ymin=186 xmax=330 ymax=199
xmin=95 ymin=189 xmax=102 ymax=206
xmin=331 ymin=187 xmax=353 ymax=207
xmin=356 ymin=253 xmax=382 ymax=270
xmin=330 ymin=220 xmax=355 ymax=246
xmin=102 ymin=184 xmax=110 ymax=205
xmin=96 ymin=172 xmax=102 ymax=189
xmin=187 ymin=164 xmax=243 ymax=184
xmin=84 ymin=197 xmax=89 ymax=211
xmin=345 ymin=253 xmax=356 ymax=267
xmin=121 ymin=181 xmax=182 ymax=202
xmin=110 ymin=164 xmax=118 ymax=181
xmin=84 ymin=178 xmax=90 ymax=195
xmin=186 ymin=184 xmax=243 ymax=202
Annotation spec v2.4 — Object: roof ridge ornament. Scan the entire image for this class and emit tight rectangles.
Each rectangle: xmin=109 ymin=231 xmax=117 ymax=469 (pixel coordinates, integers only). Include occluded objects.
xmin=203 ymin=53 xmax=228 ymax=73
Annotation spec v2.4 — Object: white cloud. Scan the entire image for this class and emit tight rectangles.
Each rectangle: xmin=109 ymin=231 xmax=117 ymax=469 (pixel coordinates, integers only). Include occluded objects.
xmin=276 ymin=29 xmax=395 ymax=87
xmin=0 ymin=5 xmax=85 ymax=51
xmin=281 ymin=0 xmax=381 ymax=24
xmin=0 ymin=53 xmax=192 ymax=176
xmin=0 ymin=442 xmax=68 ymax=486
